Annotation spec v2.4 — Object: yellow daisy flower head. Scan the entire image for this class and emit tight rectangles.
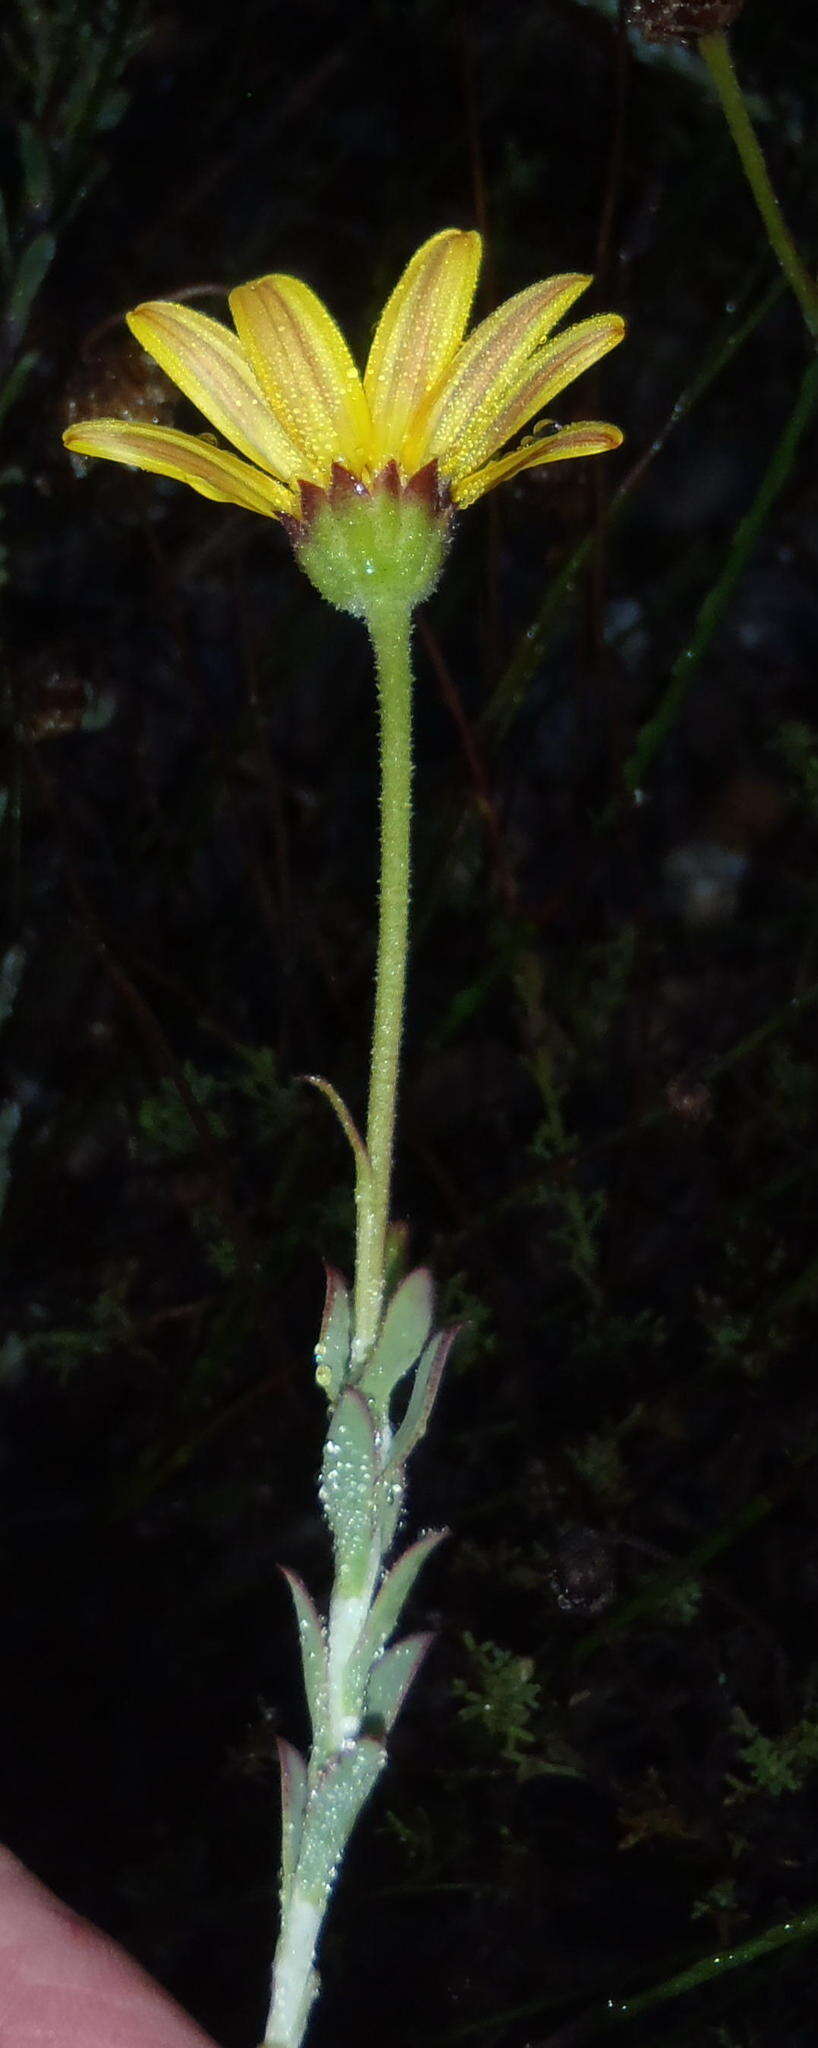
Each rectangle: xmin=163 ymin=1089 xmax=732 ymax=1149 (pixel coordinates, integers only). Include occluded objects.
xmin=63 ymin=229 xmax=625 ymax=618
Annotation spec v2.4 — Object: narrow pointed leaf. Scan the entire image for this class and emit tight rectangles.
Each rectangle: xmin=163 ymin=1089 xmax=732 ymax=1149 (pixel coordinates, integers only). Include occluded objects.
xmin=280 ymin=1567 xmax=329 ymax=1747
xmin=9 ymin=232 xmax=55 ymax=338
xmin=364 ymin=1632 xmax=434 ymax=1734
xmin=358 ymin=1266 xmax=435 ymax=1406
xmin=0 ymin=192 xmax=12 ymax=279
xmin=296 ymin=1736 xmax=386 ymax=1908
xmin=357 ymin=1529 xmax=446 ymax=1674
xmin=314 ymin=1264 xmax=351 ymax=1399
xmin=320 ymin=1387 xmax=377 ymax=1594
xmin=98 ymin=88 xmax=130 ymax=134
xmin=276 ymin=1737 xmax=308 ymax=1909
xmin=18 ymin=121 xmax=51 ymax=216
xmin=388 ymin=1325 xmax=459 ymax=1471
xmin=302 ymin=1074 xmax=373 ymax=1224
xmin=0 ymin=351 xmax=38 ymax=432
xmin=377 ymin=1461 xmax=405 ymax=1557
xmin=383 ymin=1219 xmax=410 ymax=1300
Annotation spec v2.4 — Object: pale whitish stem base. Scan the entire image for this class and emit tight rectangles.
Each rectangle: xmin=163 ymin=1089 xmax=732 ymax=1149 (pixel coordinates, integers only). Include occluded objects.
xmin=265 ymin=1887 xmax=321 ymax=2048
xmin=263 ymin=1466 xmax=400 ymax=2047
xmin=327 ymin=1577 xmax=375 ymax=1742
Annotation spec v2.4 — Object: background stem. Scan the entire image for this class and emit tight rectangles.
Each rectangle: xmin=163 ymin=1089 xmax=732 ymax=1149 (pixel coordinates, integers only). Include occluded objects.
xmin=699 ymin=28 xmax=818 ymax=342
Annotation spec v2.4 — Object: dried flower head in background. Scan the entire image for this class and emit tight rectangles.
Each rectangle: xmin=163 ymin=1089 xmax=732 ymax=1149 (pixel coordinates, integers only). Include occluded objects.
xmin=627 ymin=0 xmax=745 ymax=43
xmin=62 ymin=334 xmax=176 ymax=444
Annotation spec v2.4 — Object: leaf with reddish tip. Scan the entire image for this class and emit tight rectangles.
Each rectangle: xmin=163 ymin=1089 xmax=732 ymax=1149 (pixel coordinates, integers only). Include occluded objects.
xmin=296 ymin=1736 xmax=386 ymax=1909
xmin=314 ymin=1264 xmax=351 ymax=1399
xmin=276 ymin=1737 xmax=308 ymax=1910
xmin=388 ymin=1324 xmax=459 ymax=1470
xmin=364 ymin=1632 xmax=434 ymax=1734
xmin=301 ymin=1073 xmax=372 ymax=1223
xmin=358 ymin=1266 xmax=435 ymax=1408
xmin=280 ymin=1567 xmax=329 ymax=1751
xmin=356 ymin=1529 xmax=447 ymax=1677
xmin=383 ymin=1219 xmax=411 ymax=1297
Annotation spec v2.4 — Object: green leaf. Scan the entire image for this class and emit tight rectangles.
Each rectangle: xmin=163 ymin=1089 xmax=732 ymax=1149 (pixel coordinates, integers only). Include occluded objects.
xmin=382 ymin=1219 xmax=410 ymax=1298
xmin=320 ymin=1387 xmax=377 ymax=1595
xmin=358 ymin=1266 xmax=435 ymax=1407
xmin=0 ymin=1101 xmax=21 ymax=1221
xmin=0 ymin=946 xmax=25 ymax=1030
xmin=8 ymin=232 xmax=55 ymax=337
xmin=302 ymin=1073 xmax=372 ymax=1222
xmin=63 ymin=158 xmax=105 ymax=230
xmin=18 ymin=121 xmax=51 ymax=216
xmin=356 ymin=1529 xmax=446 ymax=1675
xmin=0 ymin=350 xmax=38 ymax=432
xmin=280 ymin=1568 xmax=329 ymax=1750
xmin=377 ymin=1462 xmax=405 ymax=1557
xmin=59 ymin=41 xmax=106 ymax=146
xmin=276 ymin=1737 xmax=308 ymax=1911
xmin=364 ymin=1632 xmax=433 ymax=1735
xmin=388 ymin=1324 xmax=458 ymax=1471
xmin=0 ymin=192 xmax=12 ymax=280
xmin=97 ymin=87 xmax=130 ymax=133
xmin=314 ymin=1265 xmax=351 ymax=1400
xmin=296 ymin=1736 xmax=385 ymax=1908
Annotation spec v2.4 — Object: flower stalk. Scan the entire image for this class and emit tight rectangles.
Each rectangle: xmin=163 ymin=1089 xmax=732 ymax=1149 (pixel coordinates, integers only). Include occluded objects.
xmin=353 ymin=598 xmax=414 ymax=1363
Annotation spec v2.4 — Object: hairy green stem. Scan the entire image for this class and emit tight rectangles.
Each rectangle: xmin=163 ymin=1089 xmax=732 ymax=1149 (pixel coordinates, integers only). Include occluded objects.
xmin=699 ymin=29 xmax=818 ymax=342
xmin=352 ymin=600 xmax=414 ymax=1364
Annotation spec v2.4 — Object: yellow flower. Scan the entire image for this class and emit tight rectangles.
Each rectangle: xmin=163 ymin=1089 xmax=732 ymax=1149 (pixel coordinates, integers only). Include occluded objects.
xmin=63 ymin=228 xmax=624 ymax=537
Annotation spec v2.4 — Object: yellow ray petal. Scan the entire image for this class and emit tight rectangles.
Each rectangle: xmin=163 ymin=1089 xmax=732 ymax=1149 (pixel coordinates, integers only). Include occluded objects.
xmin=445 ymin=313 xmax=626 ymax=485
xmin=127 ymin=301 xmax=303 ymax=481
xmin=62 ymin=419 xmax=293 ymax=517
xmin=454 ymin=418 xmax=623 ymax=509
xmin=406 ymin=273 xmax=591 ymax=476
xmin=229 ymin=273 xmax=372 ymax=478
xmin=363 ymin=228 xmax=481 ymax=465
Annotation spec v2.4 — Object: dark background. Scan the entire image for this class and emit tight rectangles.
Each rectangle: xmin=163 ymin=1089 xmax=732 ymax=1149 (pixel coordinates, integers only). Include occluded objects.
xmin=3 ymin=1 xmax=818 ymax=2043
